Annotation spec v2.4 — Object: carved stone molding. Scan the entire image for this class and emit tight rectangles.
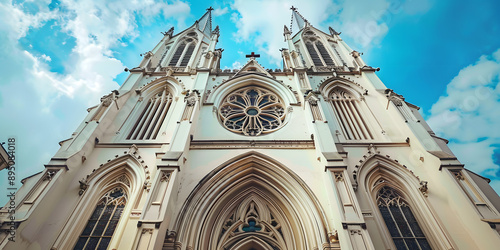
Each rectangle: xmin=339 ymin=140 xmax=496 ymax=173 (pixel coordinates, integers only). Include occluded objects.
xmin=190 ymin=140 xmax=315 ymax=149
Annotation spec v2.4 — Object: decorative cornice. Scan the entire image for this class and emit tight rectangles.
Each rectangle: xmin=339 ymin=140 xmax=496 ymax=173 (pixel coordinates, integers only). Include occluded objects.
xmin=189 ymin=140 xmax=315 ymax=149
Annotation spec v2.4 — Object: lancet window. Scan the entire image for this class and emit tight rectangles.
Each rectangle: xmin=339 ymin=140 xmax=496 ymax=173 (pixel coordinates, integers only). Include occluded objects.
xmin=74 ymin=187 xmax=127 ymax=250
xmin=218 ymin=86 xmax=287 ymax=136
xmin=329 ymin=88 xmax=373 ymax=140
xmin=168 ymin=38 xmax=197 ymax=67
xmin=377 ymin=186 xmax=431 ymax=250
xmin=306 ymin=41 xmax=335 ymax=67
xmin=127 ymin=88 xmax=172 ymax=140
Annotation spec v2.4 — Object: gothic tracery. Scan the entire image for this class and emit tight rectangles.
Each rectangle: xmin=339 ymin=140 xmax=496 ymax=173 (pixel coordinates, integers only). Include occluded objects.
xmin=219 ymin=86 xmax=287 ymax=136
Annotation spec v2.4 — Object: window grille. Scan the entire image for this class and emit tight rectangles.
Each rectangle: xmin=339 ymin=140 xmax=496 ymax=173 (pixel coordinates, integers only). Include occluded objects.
xmin=306 ymin=41 xmax=335 ymax=67
xmin=218 ymin=86 xmax=287 ymax=136
xmin=168 ymin=43 xmax=186 ymax=66
xmin=330 ymin=88 xmax=373 ymax=140
xmin=306 ymin=42 xmax=323 ymax=66
xmin=74 ymin=187 xmax=127 ymax=250
xmin=127 ymin=88 xmax=172 ymax=140
xmin=316 ymin=42 xmax=334 ymax=66
xmin=180 ymin=43 xmax=195 ymax=66
xmin=377 ymin=186 xmax=431 ymax=250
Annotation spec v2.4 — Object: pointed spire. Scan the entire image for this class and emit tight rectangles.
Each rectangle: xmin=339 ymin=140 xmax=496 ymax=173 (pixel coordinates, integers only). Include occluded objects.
xmin=290 ymin=6 xmax=309 ymax=32
xmin=197 ymin=7 xmax=213 ymax=36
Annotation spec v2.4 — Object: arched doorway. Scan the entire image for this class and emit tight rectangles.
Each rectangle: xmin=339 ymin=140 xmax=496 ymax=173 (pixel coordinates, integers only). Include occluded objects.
xmin=170 ymin=152 xmax=330 ymax=249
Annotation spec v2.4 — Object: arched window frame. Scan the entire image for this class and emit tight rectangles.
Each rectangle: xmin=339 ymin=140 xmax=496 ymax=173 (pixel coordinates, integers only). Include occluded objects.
xmin=305 ymin=40 xmax=335 ymax=67
xmin=374 ymin=184 xmax=432 ymax=250
xmin=324 ymin=84 xmax=377 ymax=141
xmin=168 ymin=34 xmax=198 ymax=67
xmin=301 ymin=29 xmax=335 ymax=68
xmin=172 ymin=152 xmax=331 ymax=249
xmin=119 ymin=81 xmax=178 ymax=141
xmin=357 ymin=156 xmax=455 ymax=250
xmin=126 ymin=88 xmax=173 ymax=140
xmin=74 ymin=182 xmax=130 ymax=250
xmin=52 ymin=159 xmax=147 ymax=250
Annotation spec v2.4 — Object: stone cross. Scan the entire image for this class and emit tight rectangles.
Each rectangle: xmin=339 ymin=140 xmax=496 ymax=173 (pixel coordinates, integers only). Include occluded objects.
xmin=245 ymin=52 xmax=260 ymax=60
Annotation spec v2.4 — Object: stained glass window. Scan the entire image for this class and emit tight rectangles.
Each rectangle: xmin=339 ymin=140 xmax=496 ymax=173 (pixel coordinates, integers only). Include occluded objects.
xmin=219 ymin=86 xmax=287 ymax=136
xmin=377 ymin=186 xmax=432 ymax=250
xmin=74 ymin=187 xmax=127 ymax=250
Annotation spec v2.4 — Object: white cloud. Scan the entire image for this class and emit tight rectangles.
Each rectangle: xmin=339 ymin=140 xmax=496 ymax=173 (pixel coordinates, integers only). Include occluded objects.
xmin=428 ymin=48 xmax=500 ymax=181
xmin=230 ymin=0 xmax=338 ymax=66
xmin=213 ymin=7 xmax=229 ymax=17
xmin=0 ymin=1 xmax=58 ymax=41
xmin=330 ymin=0 xmax=432 ymax=49
xmin=229 ymin=0 xmax=433 ymax=65
xmin=41 ymin=54 xmax=52 ymax=62
xmin=0 ymin=0 xmax=191 ymax=204
xmin=232 ymin=61 xmax=243 ymax=69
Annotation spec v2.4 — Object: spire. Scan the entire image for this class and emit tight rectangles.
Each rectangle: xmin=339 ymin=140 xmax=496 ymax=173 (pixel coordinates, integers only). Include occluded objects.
xmin=196 ymin=7 xmax=213 ymax=36
xmin=290 ymin=6 xmax=309 ymax=33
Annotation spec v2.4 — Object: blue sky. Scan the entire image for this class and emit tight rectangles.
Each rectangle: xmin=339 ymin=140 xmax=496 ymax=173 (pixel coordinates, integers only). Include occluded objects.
xmin=1 ymin=0 xmax=500 ymax=204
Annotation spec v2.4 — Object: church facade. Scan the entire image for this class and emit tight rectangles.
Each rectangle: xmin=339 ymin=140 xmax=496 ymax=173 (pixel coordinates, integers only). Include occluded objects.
xmin=2 ymin=7 xmax=500 ymax=250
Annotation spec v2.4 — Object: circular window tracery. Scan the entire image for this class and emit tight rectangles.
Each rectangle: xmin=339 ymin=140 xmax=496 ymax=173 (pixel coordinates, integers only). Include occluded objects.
xmin=219 ymin=86 xmax=287 ymax=136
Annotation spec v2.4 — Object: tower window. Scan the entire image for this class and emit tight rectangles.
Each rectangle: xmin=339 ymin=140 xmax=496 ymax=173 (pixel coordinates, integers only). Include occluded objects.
xmin=180 ymin=43 xmax=195 ymax=66
xmin=377 ymin=186 xmax=432 ymax=250
xmin=127 ymin=88 xmax=172 ymax=140
xmin=168 ymin=40 xmax=196 ymax=67
xmin=306 ymin=41 xmax=335 ymax=67
xmin=330 ymin=88 xmax=373 ymax=140
xmin=74 ymin=187 xmax=127 ymax=250
xmin=168 ymin=43 xmax=186 ymax=66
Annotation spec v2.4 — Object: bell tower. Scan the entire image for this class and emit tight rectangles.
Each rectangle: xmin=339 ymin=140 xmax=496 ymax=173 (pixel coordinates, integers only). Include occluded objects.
xmin=136 ymin=7 xmax=220 ymax=74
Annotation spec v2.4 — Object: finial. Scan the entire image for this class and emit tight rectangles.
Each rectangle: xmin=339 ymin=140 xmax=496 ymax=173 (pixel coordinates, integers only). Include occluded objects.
xmin=212 ymin=25 xmax=220 ymax=37
xmin=284 ymin=25 xmax=291 ymax=35
xmin=207 ymin=6 xmax=214 ymax=11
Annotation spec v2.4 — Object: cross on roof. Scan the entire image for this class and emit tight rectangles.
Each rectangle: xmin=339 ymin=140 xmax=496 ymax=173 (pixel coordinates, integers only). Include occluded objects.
xmin=290 ymin=5 xmax=297 ymax=11
xmin=207 ymin=6 xmax=214 ymax=11
xmin=245 ymin=52 xmax=260 ymax=59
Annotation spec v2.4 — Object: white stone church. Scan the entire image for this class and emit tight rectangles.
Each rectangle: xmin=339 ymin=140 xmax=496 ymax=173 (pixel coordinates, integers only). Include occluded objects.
xmin=1 ymin=7 xmax=500 ymax=250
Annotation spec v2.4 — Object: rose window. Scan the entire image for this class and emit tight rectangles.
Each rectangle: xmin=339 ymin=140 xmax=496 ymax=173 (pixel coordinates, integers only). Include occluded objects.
xmin=219 ymin=86 xmax=287 ymax=136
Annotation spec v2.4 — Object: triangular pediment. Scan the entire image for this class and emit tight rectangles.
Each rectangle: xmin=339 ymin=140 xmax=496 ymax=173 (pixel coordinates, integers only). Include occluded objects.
xmin=232 ymin=59 xmax=272 ymax=78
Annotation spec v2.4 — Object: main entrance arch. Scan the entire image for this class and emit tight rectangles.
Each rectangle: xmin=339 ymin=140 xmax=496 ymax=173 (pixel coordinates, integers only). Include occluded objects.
xmin=170 ymin=152 xmax=330 ymax=249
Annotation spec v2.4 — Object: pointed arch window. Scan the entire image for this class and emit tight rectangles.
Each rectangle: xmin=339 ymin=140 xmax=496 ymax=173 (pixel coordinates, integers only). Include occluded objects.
xmin=168 ymin=39 xmax=196 ymax=67
xmin=168 ymin=43 xmax=185 ymax=66
xmin=127 ymin=88 xmax=172 ymax=140
xmin=74 ymin=187 xmax=127 ymax=250
xmin=330 ymin=88 xmax=373 ymax=140
xmin=377 ymin=186 xmax=432 ymax=250
xmin=306 ymin=41 xmax=335 ymax=67
xmin=218 ymin=200 xmax=286 ymax=249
